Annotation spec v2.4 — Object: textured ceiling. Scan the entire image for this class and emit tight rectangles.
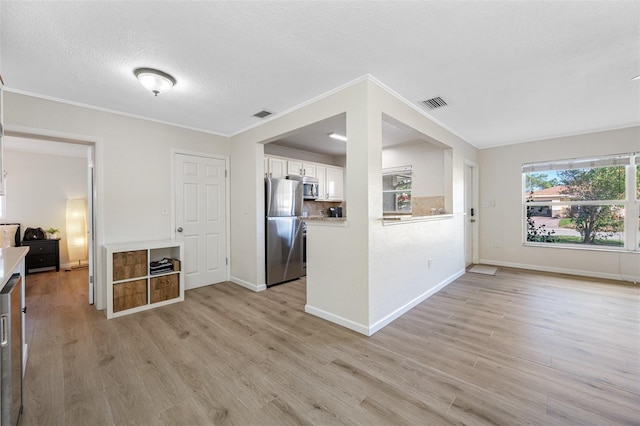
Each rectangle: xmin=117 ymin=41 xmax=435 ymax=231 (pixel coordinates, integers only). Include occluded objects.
xmin=1 ymin=1 xmax=638 ymax=149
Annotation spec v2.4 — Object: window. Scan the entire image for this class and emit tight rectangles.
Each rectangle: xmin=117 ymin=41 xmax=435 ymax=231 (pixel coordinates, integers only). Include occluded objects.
xmin=383 ymin=166 xmax=412 ymax=214
xmin=523 ymin=153 xmax=639 ymax=251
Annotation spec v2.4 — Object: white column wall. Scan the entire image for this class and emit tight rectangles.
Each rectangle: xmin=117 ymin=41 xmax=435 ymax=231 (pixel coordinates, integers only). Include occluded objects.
xmin=230 ymin=80 xmax=371 ymax=328
xmin=366 ymin=82 xmax=478 ymax=332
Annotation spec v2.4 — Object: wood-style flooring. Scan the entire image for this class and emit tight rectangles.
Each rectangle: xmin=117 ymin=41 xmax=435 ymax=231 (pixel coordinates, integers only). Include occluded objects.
xmin=21 ymin=267 xmax=640 ymax=425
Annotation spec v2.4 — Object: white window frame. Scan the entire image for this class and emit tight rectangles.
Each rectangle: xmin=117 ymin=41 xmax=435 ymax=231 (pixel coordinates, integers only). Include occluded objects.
xmin=523 ymin=153 xmax=639 ymax=252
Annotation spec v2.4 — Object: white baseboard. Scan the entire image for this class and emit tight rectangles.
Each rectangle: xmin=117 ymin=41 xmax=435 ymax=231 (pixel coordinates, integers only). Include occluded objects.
xmin=479 ymin=259 xmax=640 ymax=283
xmin=368 ymin=269 xmax=466 ymax=336
xmin=306 ymin=269 xmax=465 ymax=337
xmin=230 ymin=276 xmax=266 ymax=292
xmin=304 ymin=305 xmax=370 ymax=335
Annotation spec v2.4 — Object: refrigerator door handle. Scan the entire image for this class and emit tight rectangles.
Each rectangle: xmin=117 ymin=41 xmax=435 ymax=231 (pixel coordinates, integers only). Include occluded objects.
xmin=0 ymin=314 xmax=7 ymax=346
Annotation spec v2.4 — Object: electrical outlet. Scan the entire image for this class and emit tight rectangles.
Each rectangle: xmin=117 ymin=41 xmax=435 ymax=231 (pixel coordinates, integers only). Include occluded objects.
xmin=494 ymin=240 xmax=501 ymax=248
xmin=160 ymin=208 xmax=168 ymax=216
xmin=482 ymin=201 xmax=489 ymax=208
xmin=490 ymin=200 xmax=496 ymax=207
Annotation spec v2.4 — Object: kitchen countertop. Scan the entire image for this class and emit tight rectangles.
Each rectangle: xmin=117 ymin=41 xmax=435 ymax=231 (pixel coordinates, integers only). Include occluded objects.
xmin=302 ymin=216 xmax=347 ymax=222
xmin=0 ymin=247 xmax=29 ymax=290
xmin=382 ymin=213 xmax=454 ymax=225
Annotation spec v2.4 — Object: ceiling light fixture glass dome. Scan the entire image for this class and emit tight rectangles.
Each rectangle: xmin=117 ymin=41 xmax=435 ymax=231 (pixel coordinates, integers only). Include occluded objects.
xmin=134 ymin=68 xmax=176 ymax=96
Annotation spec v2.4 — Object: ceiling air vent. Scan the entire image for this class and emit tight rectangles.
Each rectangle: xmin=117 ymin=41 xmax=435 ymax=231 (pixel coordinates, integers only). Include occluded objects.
xmin=253 ymin=110 xmax=272 ymax=118
xmin=420 ymin=97 xmax=448 ymax=110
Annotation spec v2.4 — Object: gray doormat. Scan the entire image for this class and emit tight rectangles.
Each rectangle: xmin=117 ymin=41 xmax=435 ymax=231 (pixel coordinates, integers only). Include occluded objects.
xmin=468 ymin=265 xmax=498 ymax=275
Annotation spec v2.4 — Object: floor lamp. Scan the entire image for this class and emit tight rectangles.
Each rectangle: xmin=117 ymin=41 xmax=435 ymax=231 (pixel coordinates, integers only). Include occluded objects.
xmin=66 ymin=199 xmax=87 ymax=269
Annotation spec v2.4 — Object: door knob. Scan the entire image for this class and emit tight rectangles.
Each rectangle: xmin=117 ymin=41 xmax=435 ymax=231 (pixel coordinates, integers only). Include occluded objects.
xmin=177 ymin=227 xmax=183 ymax=232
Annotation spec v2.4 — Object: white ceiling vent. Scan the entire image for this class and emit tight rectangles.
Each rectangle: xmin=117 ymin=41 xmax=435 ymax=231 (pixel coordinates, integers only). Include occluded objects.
xmin=420 ymin=97 xmax=448 ymax=110
xmin=253 ymin=110 xmax=272 ymax=118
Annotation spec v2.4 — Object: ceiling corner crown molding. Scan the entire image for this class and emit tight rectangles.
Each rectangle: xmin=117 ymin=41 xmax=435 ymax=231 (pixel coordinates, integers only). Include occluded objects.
xmin=3 ymin=87 xmax=230 ymax=139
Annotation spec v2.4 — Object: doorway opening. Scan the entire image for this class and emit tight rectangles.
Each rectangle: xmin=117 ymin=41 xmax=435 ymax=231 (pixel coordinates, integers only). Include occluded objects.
xmin=4 ymin=132 xmax=97 ymax=306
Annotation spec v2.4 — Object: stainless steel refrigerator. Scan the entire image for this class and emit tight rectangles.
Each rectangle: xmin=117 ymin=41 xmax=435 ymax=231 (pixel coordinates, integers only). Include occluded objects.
xmin=265 ymin=178 xmax=304 ymax=286
xmin=1 ymin=274 xmax=23 ymax=426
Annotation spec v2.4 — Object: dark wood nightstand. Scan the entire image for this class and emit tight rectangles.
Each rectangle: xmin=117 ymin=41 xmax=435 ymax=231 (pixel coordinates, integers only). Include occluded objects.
xmin=21 ymin=239 xmax=60 ymax=274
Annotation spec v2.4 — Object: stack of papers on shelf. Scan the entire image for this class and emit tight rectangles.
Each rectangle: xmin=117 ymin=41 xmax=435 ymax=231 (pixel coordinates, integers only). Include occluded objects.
xmin=150 ymin=258 xmax=174 ymax=275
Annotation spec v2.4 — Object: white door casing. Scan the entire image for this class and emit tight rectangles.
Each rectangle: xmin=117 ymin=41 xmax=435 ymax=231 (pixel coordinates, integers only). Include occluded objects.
xmin=174 ymin=153 xmax=228 ymax=290
xmin=464 ymin=161 xmax=479 ymax=266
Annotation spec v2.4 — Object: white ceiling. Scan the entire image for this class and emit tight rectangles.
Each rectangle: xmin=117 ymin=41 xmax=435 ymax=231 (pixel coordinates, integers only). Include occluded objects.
xmin=1 ymin=1 xmax=638 ymax=149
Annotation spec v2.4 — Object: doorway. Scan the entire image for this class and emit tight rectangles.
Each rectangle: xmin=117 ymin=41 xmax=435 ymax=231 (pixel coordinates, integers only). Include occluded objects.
xmin=464 ymin=161 xmax=479 ymax=267
xmin=4 ymin=133 xmax=97 ymax=304
xmin=173 ymin=152 xmax=229 ymax=290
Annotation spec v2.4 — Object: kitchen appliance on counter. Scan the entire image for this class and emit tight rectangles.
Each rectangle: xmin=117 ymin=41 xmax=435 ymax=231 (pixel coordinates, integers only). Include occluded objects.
xmin=327 ymin=207 xmax=343 ymax=217
xmin=1 ymin=274 xmax=23 ymax=426
xmin=286 ymin=175 xmax=319 ymax=200
xmin=265 ymin=178 xmax=305 ymax=286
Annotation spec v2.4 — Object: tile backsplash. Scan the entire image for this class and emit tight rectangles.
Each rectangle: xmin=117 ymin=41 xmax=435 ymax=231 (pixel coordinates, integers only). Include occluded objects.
xmin=412 ymin=196 xmax=445 ymax=215
xmin=303 ymin=200 xmax=345 ymax=217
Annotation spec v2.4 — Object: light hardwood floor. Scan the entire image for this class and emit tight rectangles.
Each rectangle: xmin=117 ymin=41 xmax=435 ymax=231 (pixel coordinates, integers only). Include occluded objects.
xmin=21 ymin=267 xmax=640 ymax=425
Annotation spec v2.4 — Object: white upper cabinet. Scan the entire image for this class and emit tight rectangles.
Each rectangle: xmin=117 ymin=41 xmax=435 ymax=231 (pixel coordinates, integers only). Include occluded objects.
xmin=286 ymin=160 xmax=316 ymax=177
xmin=316 ymin=166 xmax=327 ymax=200
xmin=313 ymin=165 xmax=344 ymax=201
xmin=265 ymin=155 xmax=344 ymax=201
xmin=325 ymin=166 xmax=344 ymax=201
xmin=266 ymin=157 xmax=287 ymax=179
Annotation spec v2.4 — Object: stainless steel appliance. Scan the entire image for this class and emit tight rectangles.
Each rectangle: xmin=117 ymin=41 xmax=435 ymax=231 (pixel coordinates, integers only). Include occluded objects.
xmin=265 ymin=178 xmax=304 ymax=286
xmin=1 ymin=274 xmax=23 ymax=426
xmin=286 ymin=175 xmax=319 ymax=200
xmin=302 ymin=221 xmax=307 ymax=274
xmin=327 ymin=207 xmax=343 ymax=218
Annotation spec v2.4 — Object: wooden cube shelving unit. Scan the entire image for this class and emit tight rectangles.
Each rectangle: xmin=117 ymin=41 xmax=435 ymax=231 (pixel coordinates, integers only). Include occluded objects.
xmin=104 ymin=240 xmax=184 ymax=319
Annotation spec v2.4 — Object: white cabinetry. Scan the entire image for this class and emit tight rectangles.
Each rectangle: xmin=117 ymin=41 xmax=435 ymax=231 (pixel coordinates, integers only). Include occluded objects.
xmin=316 ymin=165 xmax=344 ymax=201
xmin=325 ymin=166 xmax=344 ymax=201
xmin=265 ymin=156 xmax=287 ymax=178
xmin=265 ymin=155 xmax=344 ymax=201
xmin=287 ymin=160 xmax=316 ymax=177
xmin=104 ymin=240 xmax=184 ymax=319
xmin=317 ymin=166 xmax=326 ymax=200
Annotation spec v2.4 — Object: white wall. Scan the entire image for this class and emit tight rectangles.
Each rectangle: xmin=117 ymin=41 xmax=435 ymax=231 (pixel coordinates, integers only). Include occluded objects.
xmin=4 ymin=92 xmax=230 ymax=309
xmin=479 ymin=126 xmax=640 ymax=281
xmin=367 ymin=82 xmax=477 ymax=331
xmin=382 ymin=140 xmax=445 ymax=197
xmin=4 ymin=149 xmax=86 ymax=266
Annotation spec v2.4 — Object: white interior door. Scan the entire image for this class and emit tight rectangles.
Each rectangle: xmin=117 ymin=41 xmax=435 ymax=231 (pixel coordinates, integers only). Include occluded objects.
xmin=87 ymin=146 xmax=95 ymax=304
xmin=464 ymin=163 xmax=475 ymax=267
xmin=174 ymin=153 xmax=227 ymax=290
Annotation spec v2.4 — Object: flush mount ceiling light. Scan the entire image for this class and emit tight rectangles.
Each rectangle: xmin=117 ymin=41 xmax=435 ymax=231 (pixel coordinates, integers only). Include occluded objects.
xmin=328 ymin=133 xmax=348 ymax=142
xmin=134 ymin=68 xmax=176 ymax=96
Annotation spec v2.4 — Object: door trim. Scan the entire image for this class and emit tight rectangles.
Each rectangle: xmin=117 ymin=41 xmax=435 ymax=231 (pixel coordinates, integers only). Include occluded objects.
xmin=5 ymin=125 xmax=104 ymax=309
xmin=464 ymin=159 xmax=479 ymax=265
xmin=170 ymin=149 xmax=230 ymax=283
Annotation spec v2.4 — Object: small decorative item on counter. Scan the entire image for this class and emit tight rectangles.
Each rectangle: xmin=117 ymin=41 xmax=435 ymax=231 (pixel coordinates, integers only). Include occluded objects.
xmin=438 ymin=207 xmax=445 ymax=214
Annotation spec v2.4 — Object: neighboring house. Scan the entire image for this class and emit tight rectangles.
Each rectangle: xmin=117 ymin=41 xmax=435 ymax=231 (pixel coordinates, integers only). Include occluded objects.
xmin=528 ymin=185 xmax=570 ymax=217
